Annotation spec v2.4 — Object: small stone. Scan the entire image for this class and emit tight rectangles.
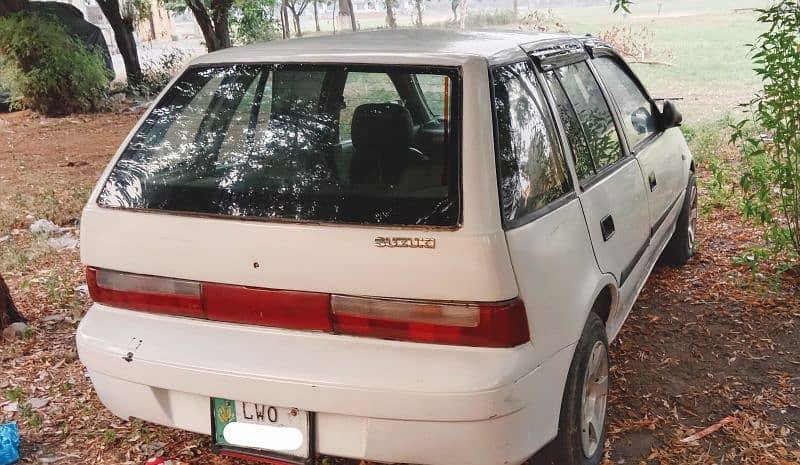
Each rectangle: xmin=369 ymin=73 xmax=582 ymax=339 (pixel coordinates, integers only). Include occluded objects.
xmin=29 ymin=219 xmax=61 ymax=236
xmin=4 ymin=321 xmax=28 ymax=338
xmin=29 ymin=397 xmax=50 ymax=409
xmin=43 ymin=313 xmax=67 ymax=323
xmin=38 ymin=457 xmax=64 ymax=464
xmin=2 ymin=401 xmax=18 ymax=412
xmin=47 ymin=235 xmax=79 ymax=251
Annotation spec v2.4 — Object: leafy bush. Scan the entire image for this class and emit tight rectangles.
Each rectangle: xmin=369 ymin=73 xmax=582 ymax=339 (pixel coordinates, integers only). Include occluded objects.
xmin=0 ymin=13 xmax=109 ymax=115
xmin=598 ymin=24 xmax=673 ymax=64
xmin=731 ymin=1 xmax=800 ymax=263
xmin=129 ymin=48 xmax=190 ymax=98
xmin=430 ymin=9 xmax=517 ymax=28
xmin=519 ymin=9 xmax=569 ymax=33
xmin=231 ymin=0 xmax=280 ymax=45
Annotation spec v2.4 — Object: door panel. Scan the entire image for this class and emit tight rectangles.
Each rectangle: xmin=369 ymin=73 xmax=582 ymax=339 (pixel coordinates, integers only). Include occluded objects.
xmin=636 ymin=128 xmax=686 ymax=240
xmin=542 ymin=62 xmax=650 ymax=289
xmin=579 ymin=160 xmax=650 ymax=287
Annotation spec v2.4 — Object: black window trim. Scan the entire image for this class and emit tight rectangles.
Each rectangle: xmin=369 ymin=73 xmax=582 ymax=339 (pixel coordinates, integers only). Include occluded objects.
xmin=96 ymin=62 xmax=466 ymax=231
xmin=488 ymin=59 xmax=578 ymax=231
xmin=525 ymin=39 xmax=589 ymax=71
xmin=535 ymin=57 xmax=631 ymax=192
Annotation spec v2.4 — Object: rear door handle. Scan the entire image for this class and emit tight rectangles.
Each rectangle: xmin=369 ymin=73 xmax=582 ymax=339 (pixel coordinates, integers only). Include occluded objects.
xmin=648 ymin=172 xmax=658 ymax=191
xmin=600 ymin=214 xmax=615 ymax=241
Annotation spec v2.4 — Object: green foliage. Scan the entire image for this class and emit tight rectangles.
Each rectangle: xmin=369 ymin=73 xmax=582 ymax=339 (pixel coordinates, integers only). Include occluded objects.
xmin=129 ymin=49 xmax=190 ymax=98
xmin=231 ymin=0 xmax=280 ymax=44
xmin=731 ymin=1 xmax=800 ymax=263
xmin=612 ymin=0 xmax=633 ymax=14
xmin=102 ymin=429 xmax=117 ymax=445
xmin=703 ymin=156 xmax=732 ymax=212
xmin=0 ymin=13 xmax=110 ymax=116
xmin=733 ymin=245 xmax=772 ymax=273
xmin=3 ymin=386 xmax=25 ymax=402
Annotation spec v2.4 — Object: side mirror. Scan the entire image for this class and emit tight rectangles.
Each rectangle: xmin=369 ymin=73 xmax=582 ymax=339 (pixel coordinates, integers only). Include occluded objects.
xmin=658 ymin=99 xmax=683 ymax=130
xmin=631 ymin=106 xmax=651 ymax=134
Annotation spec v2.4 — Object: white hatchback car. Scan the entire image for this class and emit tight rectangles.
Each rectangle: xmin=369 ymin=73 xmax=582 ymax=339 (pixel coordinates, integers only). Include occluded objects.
xmin=77 ymin=30 xmax=696 ymax=465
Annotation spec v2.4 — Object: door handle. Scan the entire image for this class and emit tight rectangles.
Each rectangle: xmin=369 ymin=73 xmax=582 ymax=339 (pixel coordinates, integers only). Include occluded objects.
xmin=648 ymin=172 xmax=658 ymax=191
xmin=600 ymin=215 xmax=615 ymax=241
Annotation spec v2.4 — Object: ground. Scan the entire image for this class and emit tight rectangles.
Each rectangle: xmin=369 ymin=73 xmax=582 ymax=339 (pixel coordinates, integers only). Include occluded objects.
xmin=1 ymin=106 xmax=798 ymax=465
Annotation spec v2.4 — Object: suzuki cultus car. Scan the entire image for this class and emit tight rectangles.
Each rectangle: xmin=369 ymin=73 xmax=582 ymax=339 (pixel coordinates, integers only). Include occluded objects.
xmin=77 ymin=30 xmax=696 ymax=465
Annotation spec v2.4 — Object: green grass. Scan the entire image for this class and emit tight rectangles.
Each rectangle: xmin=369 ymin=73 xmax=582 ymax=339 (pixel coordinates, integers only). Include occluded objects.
xmin=3 ymin=386 xmax=25 ymax=402
xmin=544 ymin=0 xmax=768 ymax=123
xmin=292 ymin=0 xmax=765 ymax=126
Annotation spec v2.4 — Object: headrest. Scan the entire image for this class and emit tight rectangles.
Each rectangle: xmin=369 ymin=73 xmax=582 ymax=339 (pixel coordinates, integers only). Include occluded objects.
xmin=351 ymin=103 xmax=413 ymax=150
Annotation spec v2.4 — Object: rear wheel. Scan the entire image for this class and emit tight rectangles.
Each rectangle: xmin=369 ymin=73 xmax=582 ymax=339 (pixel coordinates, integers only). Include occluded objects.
xmin=661 ymin=173 xmax=697 ymax=266
xmin=537 ymin=313 xmax=609 ymax=465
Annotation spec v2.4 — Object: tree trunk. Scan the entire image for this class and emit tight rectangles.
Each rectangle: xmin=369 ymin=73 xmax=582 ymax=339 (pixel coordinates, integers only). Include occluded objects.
xmin=458 ymin=0 xmax=467 ymax=28
xmin=96 ymin=0 xmax=142 ymax=83
xmin=185 ymin=0 xmax=232 ymax=52
xmin=346 ymin=0 xmax=357 ymax=30
xmin=280 ymin=0 xmax=291 ymax=38
xmin=313 ymin=0 xmax=320 ymax=32
xmin=0 ymin=274 xmax=25 ymax=337
xmin=287 ymin=5 xmax=302 ymax=37
xmin=339 ymin=0 xmax=357 ymax=31
xmin=0 ymin=0 xmax=28 ymax=16
xmin=385 ymin=0 xmax=396 ymax=28
xmin=186 ymin=0 xmax=222 ymax=50
xmin=413 ymin=0 xmax=423 ymax=27
xmin=512 ymin=0 xmax=518 ymax=18
xmin=211 ymin=0 xmax=232 ymax=49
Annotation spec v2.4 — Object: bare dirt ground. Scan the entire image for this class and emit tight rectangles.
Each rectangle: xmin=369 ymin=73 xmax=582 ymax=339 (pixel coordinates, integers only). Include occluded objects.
xmin=1 ymin=111 xmax=798 ymax=465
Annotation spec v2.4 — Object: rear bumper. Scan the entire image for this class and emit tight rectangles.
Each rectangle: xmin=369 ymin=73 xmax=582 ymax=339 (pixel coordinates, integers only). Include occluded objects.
xmin=77 ymin=305 xmax=574 ymax=465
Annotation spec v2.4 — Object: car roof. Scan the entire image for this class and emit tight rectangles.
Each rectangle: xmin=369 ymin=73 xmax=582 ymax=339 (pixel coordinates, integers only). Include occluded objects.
xmin=191 ymin=29 xmax=580 ymax=67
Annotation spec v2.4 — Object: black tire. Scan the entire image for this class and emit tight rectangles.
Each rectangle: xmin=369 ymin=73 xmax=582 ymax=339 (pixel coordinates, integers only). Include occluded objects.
xmin=661 ymin=172 xmax=698 ymax=267
xmin=536 ymin=313 xmax=609 ymax=465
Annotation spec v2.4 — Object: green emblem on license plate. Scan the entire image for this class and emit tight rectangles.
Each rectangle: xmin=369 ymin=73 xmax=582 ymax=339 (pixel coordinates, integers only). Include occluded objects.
xmin=213 ymin=398 xmax=236 ymax=444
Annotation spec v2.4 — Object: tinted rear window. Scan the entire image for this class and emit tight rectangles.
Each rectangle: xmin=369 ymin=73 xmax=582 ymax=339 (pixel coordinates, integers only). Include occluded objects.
xmin=98 ymin=64 xmax=460 ymax=227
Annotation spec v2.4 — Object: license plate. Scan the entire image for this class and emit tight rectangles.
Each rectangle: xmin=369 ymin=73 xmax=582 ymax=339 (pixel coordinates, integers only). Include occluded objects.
xmin=212 ymin=398 xmax=311 ymax=462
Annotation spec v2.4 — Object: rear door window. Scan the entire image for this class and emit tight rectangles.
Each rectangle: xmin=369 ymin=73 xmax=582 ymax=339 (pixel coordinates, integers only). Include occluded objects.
xmin=98 ymin=64 xmax=461 ymax=227
xmin=491 ymin=61 xmax=572 ymax=226
xmin=551 ymin=62 xmax=623 ymax=171
xmin=543 ymin=72 xmax=595 ymax=180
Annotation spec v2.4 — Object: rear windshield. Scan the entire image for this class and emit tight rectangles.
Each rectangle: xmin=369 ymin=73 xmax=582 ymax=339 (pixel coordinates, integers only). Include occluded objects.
xmin=98 ymin=64 xmax=461 ymax=227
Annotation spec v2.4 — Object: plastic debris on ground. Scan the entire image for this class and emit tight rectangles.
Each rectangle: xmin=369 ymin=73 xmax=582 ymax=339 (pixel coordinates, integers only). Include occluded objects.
xmin=28 ymin=219 xmax=61 ymax=236
xmin=46 ymin=235 xmax=79 ymax=251
xmin=144 ymin=458 xmax=189 ymax=465
xmin=0 ymin=423 xmax=20 ymax=465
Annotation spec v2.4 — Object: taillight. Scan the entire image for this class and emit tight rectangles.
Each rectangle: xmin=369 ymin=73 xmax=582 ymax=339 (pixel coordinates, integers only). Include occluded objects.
xmin=331 ymin=296 xmax=529 ymax=347
xmin=87 ymin=268 xmax=203 ymax=317
xmin=203 ymin=284 xmax=331 ymax=331
xmin=87 ymin=267 xmax=530 ymax=348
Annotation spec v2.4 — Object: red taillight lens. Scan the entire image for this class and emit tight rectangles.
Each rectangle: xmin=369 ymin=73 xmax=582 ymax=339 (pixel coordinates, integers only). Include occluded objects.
xmin=331 ymin=296 xmax=529 ymax=348
xmin=203 ymin=283 xmax=332 ymax=331
xmin=87 ymin=267 xmax=203 ymax=317
xmin=87 ymin=267 xmax=530 ymax=348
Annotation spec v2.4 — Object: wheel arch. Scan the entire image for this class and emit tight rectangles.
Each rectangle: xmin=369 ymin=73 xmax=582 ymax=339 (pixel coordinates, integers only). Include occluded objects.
xmin=590 ymin=283 xmax=618 ymax=325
